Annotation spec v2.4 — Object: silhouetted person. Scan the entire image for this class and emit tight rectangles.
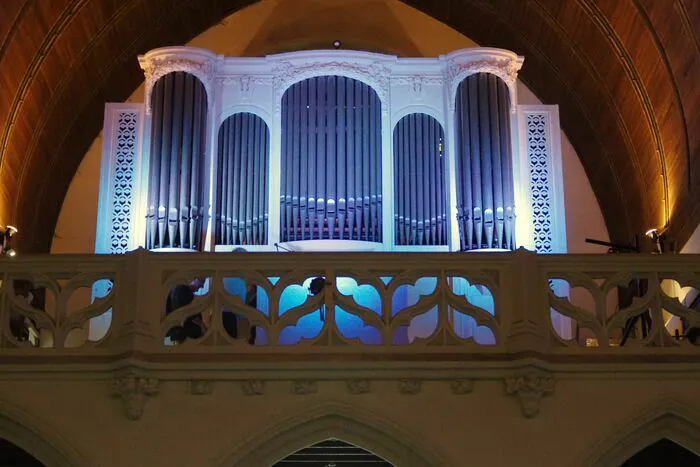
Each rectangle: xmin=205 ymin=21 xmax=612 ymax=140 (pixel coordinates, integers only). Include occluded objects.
xmin=165 ymin=277 xmax=206 ymax=344
xmin=222 ymin=248 xmax=257 ymax=345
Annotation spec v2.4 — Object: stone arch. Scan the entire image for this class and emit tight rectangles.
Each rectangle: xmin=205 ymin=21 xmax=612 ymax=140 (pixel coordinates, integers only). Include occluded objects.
xmin=216 ymin=402 xmax=444 ymax=467
xmin=0 ymin=399 xmax=88 ymax=467
xmin=583 ymin=398 xmax=700 ymax=467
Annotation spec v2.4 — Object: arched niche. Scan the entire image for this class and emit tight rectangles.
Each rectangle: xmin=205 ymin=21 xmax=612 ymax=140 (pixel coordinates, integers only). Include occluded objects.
xmin=217 ymin=404 xmax=442 ymax=467
xmin=0 ymin=438 xmax=44 ymax=466
xmin=0 ymin=401 xmax=87 ymax=467
xmin=584 ymin=400 xmax=700 ymax=467
xmin=621 ymin=438 xmax=700 ymax=466
xmin=454 ymin=72 xmax=515 ymax=251
xmin=279 ymin=75 xmax=383 ymax=243
xmin=146 ymin=71 xmax=209 ymax=251
xmin=215 ymin=112 xmax=270 ymax=246
xmin=393 ymin=112 xmax=447 ymax=246
xmin=274 ymin=438 xmax=392 ymax=466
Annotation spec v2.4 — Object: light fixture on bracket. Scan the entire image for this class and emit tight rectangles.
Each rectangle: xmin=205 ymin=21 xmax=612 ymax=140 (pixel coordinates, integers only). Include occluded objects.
xmin=645 ymin=226 xmax=669 ymax=253
xmin=0 ymin=225 xmax=18 ymax=257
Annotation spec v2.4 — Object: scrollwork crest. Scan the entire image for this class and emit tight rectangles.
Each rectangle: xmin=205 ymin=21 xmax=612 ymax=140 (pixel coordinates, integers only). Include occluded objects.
xmin=446 ymin=57 xmax=523 ymax=112
xmin=140 ymin=56 xmax=216 ymax=114
xmin=272 ymin=60 xmax=391 ymax=114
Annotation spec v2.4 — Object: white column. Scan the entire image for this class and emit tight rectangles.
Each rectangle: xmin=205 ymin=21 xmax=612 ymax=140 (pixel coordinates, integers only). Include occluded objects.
xmin=444 ymin=84 xmax=460 ymax=251
xmin=204 ymin=75 xmax=223 ymax=252
xmin=382 ymin=95 xmax=394 ymax=251
xmin=268 ymin=90 xmax=282 ymax=247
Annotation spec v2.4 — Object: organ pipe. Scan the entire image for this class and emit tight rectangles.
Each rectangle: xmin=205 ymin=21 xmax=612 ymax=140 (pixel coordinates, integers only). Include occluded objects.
xmin=215 ymin=113 xmax=270 ymax=245
xmin=393 ymin=114 xmax=447 ymax=246
xmin=280 ymin=76 xmax=382 ymax=242
xmin=455 ymin=73 xmax=515 ymax=250
xmin=146 ymin=71 xmax=208 ymax=250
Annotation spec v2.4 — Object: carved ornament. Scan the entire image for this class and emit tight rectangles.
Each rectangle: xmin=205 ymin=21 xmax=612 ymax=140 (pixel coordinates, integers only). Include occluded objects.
xmin=190 ymin=380 xmax=213 ymax=395
xmin=140 ymin=56 xmax=216 ymax=114
xmin=504 ymin=373 xmax=556 ymax=418
xmin=272 ymin=60 xmax=391 ymax=114
xmin=242 ymin=379 xmax=265 ymax=396
xmin=346 ymin=379 xmax=371 ymax=395
xmin=398 ymin=379 xmax=422 ymax=395
xmin=110 ymin=374 xmax=159 ymax=421
xmin=292 ymin=380 xmax=318 ymax=395
xmin=450 ymin=379 xmax=474 ymax=395
xmin=446 ymin=57 xmax=523 ymax=112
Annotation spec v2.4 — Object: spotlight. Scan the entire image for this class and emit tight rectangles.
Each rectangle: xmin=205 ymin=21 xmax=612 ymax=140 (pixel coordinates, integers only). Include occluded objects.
xmin=5 ymin=249 xmax=15 ymax=257
xmin=333 ymin=40 xmax=342 ymax=50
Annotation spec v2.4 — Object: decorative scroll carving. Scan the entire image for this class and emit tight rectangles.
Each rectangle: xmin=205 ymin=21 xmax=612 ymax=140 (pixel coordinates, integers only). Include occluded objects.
xmin=447 ymin=57 xmax=523 ymax=111
xmin=272 ymin=60 xmax=391 ymax=114
xmin=190 ymin=380 xmax=213 ymax=395
xmin=398 ymin=379 xmax=422 ymax=395
xmin=450 ymin=379 xmax=474 ymax=395
xmin=292 ymin=380 xmax=318 ymax=395
xmin=392 ymin=75 xmax=445 ymax=100
xmin=526 ymin=114 xmax=553 ymax=253
xmin=504 ymin=373 xmax=555 ymax=418
xmin=110 ymin=111 xmax=138 ymax=254
xmin=216 ymin=75 xmax=273 ymax=86
xmin=110 ymin=374 xmax=159 ymax=421
xmin=347 ymin=379 xmax=371 ymax=395
xmin=140 ymin=56 xmax=216 ymax=114
xmin=242 ymin=379 xmax=265 ymax=395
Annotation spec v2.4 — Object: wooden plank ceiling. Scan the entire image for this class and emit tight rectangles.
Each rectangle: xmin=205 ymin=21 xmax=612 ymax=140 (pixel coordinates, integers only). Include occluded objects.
xmin=0 ymin=0 xmax=698 ymax=252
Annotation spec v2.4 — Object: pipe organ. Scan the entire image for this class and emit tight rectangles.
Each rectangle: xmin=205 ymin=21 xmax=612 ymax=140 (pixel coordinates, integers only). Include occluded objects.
xmin=145 ymin=71 xmax=208 ymax=250
xmin=280 ymin=76 xmax=383 ymax=242
xmin=96 ymin=46 xmax=568 ymax=254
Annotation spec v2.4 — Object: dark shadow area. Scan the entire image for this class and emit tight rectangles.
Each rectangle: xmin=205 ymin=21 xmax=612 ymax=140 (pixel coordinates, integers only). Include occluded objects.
xmin=622 ymin=438 xmax=700 ymax=467
xmin=274 ymin=438 xmax=392 ymax=466
xmin=0 ymin=438 xmax=44 ymax=467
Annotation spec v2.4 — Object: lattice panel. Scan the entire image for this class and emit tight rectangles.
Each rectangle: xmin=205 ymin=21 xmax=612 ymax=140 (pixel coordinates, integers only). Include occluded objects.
xmin=110 ymin=111 xmax=138 ymax=254
xmin=526 ymin=113 xmax=553 ymax=253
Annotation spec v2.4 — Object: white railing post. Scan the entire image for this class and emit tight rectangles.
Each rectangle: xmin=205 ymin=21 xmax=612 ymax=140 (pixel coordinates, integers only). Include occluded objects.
xmin=504 ymin=248 xmax=550 ymax=353
xmin=112 ymin=248 xmax=160 ymax=353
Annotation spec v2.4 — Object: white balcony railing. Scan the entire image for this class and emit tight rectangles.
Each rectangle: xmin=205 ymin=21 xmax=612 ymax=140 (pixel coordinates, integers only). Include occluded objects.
xmin=0 ymin=249 xmax=698 ymax=362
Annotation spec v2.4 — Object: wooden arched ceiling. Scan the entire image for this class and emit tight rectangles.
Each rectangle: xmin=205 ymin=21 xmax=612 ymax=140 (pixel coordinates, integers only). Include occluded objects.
xmin=0 ymin=0 xmax=699 ymax=252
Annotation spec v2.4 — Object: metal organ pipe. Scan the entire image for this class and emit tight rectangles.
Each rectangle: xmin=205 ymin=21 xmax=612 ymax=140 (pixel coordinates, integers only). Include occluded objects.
xmin=280 ymin=76 xmax=382 ymax=242
xmin=455 ymin=73 xmax=515 ymax=251
xmin=393 ymin=114 xmax=447 ymax=246
xmin=146 ymin=71 xmax=208 ymax=250
xmin=215 ymin=113 xmax=270 ymax=245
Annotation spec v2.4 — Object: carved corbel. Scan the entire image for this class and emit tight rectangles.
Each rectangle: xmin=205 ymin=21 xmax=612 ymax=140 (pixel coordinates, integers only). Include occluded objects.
xmin=110 ymin=374 xmax=159 ymax=421
xmin=242 ymin=379 xmax=265 ymax=395
xmin=346 ymin=379 xmax=371 ymax=395
xmin=450 ymin=379 xmax=474 ymax=395
xmin=190 ymin=380 xmax=213 ymax=395
xmin=292 ymin=380 xmax=318 ymax=395
xmin=398 ymin=379 xmax=422 ymax=395
xmin=504 ymin=373 xmax=556 ymax=418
